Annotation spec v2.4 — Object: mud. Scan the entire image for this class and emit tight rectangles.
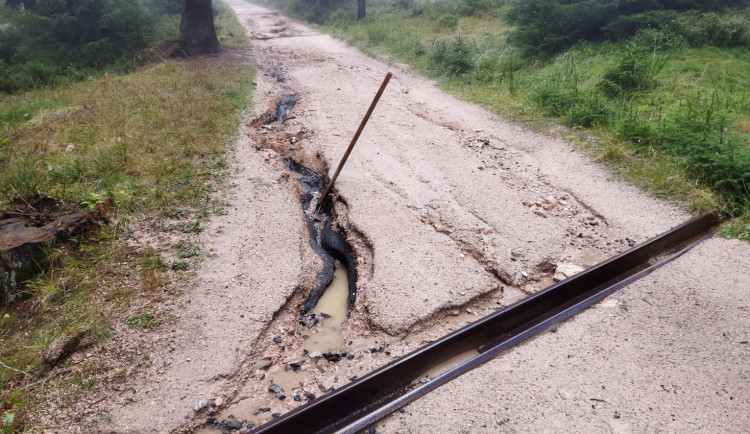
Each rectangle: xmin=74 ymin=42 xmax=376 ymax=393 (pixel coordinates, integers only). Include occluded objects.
xmin=282 ymin=156 xmax=358 ymax=316
xmin=264 ymin=93 xmax=296 ymax=126
xmin=306 ymin=265 xmax=349 ymax=353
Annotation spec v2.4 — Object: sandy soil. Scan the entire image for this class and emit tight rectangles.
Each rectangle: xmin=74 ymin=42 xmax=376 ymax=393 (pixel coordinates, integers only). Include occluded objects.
xmin=44 ymin=1 xmax=748 ymax=433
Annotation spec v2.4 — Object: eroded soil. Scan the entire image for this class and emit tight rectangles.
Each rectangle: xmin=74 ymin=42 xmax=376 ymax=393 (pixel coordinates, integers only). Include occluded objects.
xmin=29 ymin=1 xmax=749 ymax=433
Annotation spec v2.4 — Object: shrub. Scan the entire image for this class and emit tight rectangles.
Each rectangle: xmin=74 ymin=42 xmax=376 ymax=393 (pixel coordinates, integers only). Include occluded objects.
xmin=598 ymin=30 xmax=683 ymax=96
xmin=672 ymin=10 xmax=750 ymax=47
xmin=474 ymin=43 xmax=525 ymax=88
xmin=507 ymin=0 xmax=750 ymax=55
xmin=429 ymin=37 xmax=476 ymax=75
xmin=507 ymin=0 xmax=618 ymax=56
xmin=456 ymin=0 xmax=502 ymax=17
xmin=615 ymin=110 xmax=660 ymax=147
xmin=435 ymin=14 xmax=459 ymax=30
xmin=531 ymin=83 xmax=580 ymax=117
xmin=566 ymin=93 xmax=614 ymax=128
xmin=604 ymin=10 xmax=680 ymax=41
xmin=662 ymin=91 xmax=750 ymax=201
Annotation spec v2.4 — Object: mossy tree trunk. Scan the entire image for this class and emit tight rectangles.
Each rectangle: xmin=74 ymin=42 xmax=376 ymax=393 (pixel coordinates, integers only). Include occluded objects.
xmin=181 ymin=0 xmax=221 ymax=56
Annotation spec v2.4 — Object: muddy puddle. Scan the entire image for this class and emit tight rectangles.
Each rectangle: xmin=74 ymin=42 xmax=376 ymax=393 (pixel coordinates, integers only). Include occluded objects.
xmin=305 ymin=264 xmax=349 ymax=353
xmin=263 ymin=93 xmax=296 ymax=129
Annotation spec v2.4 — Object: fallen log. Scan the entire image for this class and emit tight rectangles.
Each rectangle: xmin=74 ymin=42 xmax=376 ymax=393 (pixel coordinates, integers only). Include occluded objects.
xmin=0 ymin=197 xmax=113 ymax=307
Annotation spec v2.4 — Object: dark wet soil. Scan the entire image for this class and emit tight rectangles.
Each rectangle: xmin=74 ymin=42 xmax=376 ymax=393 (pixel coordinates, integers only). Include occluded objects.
xmin=282 ymin=157 xmax=358 ymax=318
xmin=265 ymin=94 xmax=297 ymax=125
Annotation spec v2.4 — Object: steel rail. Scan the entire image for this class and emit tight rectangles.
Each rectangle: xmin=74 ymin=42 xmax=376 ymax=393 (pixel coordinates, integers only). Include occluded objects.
xmin=251 ymin=213 xmax=718 ymax=434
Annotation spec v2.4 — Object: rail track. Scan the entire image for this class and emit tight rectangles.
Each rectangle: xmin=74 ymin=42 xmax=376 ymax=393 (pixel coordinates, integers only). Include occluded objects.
xmin=250 ymin=213 xmax=718 ymax=434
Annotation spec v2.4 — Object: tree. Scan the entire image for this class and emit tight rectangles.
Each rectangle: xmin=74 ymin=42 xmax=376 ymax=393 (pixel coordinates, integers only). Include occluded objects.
xmin=357 ymin=0 xmax=365 ymax=20
xmin=181 ymin=0 xmax=221 ymax=55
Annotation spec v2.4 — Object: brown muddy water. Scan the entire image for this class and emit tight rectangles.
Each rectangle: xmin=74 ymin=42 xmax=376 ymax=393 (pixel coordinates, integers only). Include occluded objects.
xmin=305 ymin=265 xmax=349 ymax=353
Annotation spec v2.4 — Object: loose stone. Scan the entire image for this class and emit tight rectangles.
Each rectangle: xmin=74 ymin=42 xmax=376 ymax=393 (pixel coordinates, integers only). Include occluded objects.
xmin=269 ymin=383 xmax=283 ymax=394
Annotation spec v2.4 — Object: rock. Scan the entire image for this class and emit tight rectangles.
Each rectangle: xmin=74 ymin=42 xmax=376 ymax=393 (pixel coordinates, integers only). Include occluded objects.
xmin=323 ymin=352 xmax=342 ymax=362
xmin=254 ymin=359 xmax=272 ymax=370
xmin=268 ymin=383 xmax=283 ymax=394
xmin=193 ymin=400 xmax=210 ymax=412
xmin=214 ymin=396 xmax=224 ymax=407
xmin=320 ymin=377 xmax=335 ymax=390
xmin=222 ymin=417 xmax=243 ymax=430
xmin=553 ymin=262 xmax=585 ymax=282
xmin=1 ymin=198 xmax=112 ymax=307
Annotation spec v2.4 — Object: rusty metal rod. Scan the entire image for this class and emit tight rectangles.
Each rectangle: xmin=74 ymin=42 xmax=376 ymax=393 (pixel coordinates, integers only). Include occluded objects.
xmin=318 ymin=72 xmax=392 ymax=207
xmin=250 ymin=212 xmax=718 ymax=434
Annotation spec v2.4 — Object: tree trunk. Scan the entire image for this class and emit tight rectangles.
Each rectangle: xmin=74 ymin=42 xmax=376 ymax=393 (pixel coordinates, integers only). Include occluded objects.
xmin=181 ymin=0 xmax=221 ymax=56
xmin=357 ymin=0 xmax=366 ymax=20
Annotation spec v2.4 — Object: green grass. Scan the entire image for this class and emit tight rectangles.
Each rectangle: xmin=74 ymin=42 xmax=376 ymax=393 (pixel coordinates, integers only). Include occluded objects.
xmin=257 ymin=0 xmax=750 ymax=237
xmin=0 ymin=4 xmax=254 ymax=430
xmin=215 ymin=0 xmax=251 ymax=47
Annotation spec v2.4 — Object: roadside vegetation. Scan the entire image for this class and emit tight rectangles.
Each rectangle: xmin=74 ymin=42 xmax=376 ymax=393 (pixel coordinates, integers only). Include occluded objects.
xmin=258 ymin=0 xmax=750 ymax=239
xmin=0 ymin=2 xmax=253 ymax=430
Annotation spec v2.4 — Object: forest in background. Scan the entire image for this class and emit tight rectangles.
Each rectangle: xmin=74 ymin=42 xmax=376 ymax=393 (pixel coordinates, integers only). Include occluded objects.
xmin=260 ymin=0 xmax=750 ymax=238
xmin=0 ymin=0 xmax=189 ymax=93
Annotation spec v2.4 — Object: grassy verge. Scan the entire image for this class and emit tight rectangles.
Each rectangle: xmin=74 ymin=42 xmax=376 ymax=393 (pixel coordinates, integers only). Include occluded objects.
xmin=257 ymin=0 xmax=750 ymax=239
xmin=0 ymin=3 xmax=254 ymax=430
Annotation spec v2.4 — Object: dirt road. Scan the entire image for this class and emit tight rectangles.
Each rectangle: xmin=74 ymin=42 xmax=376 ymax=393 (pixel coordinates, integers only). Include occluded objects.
xmin=61 ymin=1 xmax=748 ymax=432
